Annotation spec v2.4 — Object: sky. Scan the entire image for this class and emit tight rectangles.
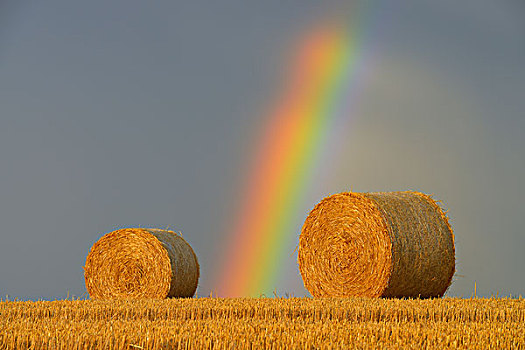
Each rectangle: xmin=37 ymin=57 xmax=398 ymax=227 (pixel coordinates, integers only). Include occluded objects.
xmin=0 ymin=0 xmax=523 ymax=300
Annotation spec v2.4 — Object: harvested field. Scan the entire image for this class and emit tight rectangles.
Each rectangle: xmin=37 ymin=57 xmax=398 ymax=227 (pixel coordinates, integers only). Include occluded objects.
xmin=1 ymin=298 xmax=523 ymax=349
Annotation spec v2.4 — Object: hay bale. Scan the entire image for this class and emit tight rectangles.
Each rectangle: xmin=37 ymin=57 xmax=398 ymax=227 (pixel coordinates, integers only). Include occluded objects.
xmin=298 ymin=191 xmax=455 ymax=298
xmin=84 ymin=228 xmax=199 ymax=299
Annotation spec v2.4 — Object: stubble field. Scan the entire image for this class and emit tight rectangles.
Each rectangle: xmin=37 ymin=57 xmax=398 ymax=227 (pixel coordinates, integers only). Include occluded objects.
xmin=1 ymin=297 xmax=524 ymax=349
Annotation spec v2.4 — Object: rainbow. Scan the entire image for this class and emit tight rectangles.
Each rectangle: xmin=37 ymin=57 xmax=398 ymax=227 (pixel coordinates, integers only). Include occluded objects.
xmin=215 ymin=12 xmax=374 ymax=297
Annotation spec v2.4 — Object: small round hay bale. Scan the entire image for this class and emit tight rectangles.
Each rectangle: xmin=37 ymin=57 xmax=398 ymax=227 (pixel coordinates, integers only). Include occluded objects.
xmin=84 ymin=228 xmax=199 ymax=299
xmin=298 ymin=191 xmax=455 ymax=298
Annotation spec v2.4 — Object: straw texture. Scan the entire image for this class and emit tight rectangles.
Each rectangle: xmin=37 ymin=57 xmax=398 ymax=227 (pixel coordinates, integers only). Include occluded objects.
xmin=298 ymin=191 xmax=455 ymax=298
xmin=84 ymin=228 xmax=199 ymax=299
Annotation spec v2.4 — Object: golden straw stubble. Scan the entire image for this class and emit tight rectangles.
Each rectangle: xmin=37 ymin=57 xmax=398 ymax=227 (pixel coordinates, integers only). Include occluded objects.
xmin=2 ymin=298 xmax=524 ymax=349
xmin=84 ymin=228 xmax=199 ymax=299
xmin=298 ymin=191 xmax=455 ymax=298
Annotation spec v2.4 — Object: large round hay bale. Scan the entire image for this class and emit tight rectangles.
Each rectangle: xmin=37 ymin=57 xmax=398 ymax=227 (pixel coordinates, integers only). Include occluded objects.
xmin=84 ymin=228 xmax=199 ymax=299
xmin=298 ymin=191 xmax=455 ymax=298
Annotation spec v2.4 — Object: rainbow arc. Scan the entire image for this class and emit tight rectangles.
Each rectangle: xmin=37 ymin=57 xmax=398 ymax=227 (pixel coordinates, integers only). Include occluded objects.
xmin=215 ymin=11 xmax=374 ymax=297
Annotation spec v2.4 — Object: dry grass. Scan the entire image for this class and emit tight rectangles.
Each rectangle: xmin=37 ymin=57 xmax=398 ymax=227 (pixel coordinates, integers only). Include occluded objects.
xmin=298 ymin=191 xmax=455 ymax=298
xmin=0 ymin=297 xmax=523 ymax=349
xmin=84 ymin=228 xmax=199 ymax=299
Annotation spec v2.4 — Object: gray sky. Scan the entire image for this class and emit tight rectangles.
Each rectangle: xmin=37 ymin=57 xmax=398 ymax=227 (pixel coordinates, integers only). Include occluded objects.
xmin=0 ymin=0 xmax=523 ymax=299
